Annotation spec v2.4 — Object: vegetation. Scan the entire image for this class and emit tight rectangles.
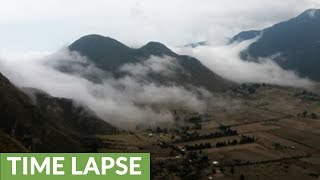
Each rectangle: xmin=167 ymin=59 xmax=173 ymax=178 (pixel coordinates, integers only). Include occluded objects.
xmin=297 ymin=110 xmax=318 ymax=119
xmin=0 ymin=73 xmax=117 ymax=152
xmin=176 ymin=126 xmax=238 ymax=143
xmin=185 ymin=135 xmax=255 ymax=151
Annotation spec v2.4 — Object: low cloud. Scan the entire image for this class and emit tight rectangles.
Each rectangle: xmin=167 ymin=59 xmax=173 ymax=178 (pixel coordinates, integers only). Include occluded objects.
xmin=0 ymin=50 xmax=225 ymax=129
xmin=176 ymin=39 xmax=314 ymax=88
xmin=119 ymin=56 xmax=182 ymax=78
xmin=0 ymin=39 xmax=312 ymax=129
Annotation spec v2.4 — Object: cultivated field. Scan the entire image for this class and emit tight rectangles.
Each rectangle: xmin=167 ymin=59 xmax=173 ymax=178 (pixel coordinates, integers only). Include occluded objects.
xmin=98 ymin=84 xmax=320 ymax=179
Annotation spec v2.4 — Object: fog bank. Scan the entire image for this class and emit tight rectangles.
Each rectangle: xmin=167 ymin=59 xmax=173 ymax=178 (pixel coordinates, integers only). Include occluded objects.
xmin=176 ymin=39 xmax=314 ymax=87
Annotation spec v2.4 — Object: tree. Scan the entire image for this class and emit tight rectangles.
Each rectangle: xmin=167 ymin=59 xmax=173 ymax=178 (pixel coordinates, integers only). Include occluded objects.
xmin=171 ymin=135 xmax=175 ymax=140
xmin=302 ymin=111 xmax=308 ymax=117
xmin=311 ymin=113 xmax=317 ymax=119
xmin=230 ymin=166 xmax=234 ymax=175
xmin=212 ymin=168 xmax=216 ymax=174
xmin=156 ymin=126 xmax=161 ymax=133
xmin=220 ymin=167 xmax=224 ymax=173
xmin=248 ymin=87 xmax=256 ymax=94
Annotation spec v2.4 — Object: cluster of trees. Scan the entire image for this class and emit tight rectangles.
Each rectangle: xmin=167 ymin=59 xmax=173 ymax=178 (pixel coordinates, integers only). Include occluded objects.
xmin=159 ymin=141 xmax=186 ymax=155
xmin=180 ymin=151 xmax=210 ymax=179
xmin=189 ymin=116 xmax=202 ymax=123
xmin=185 ymin=135 xmax=255 ymax=151
xmin=239 ymin=135 xmax=255 ymax=144
xmin=295 ymin=90 xmax=320 ymax=101
xmin=155 ymin=127 xmax=169 ymax=133
xmin=185 ymin=142 xmax=212 ymax=150
xmin=235 ymin=83 xmax=264 ymax=94
xmin=296 ymin=90 xmax=320 ymax=97
xmin=176 ymin=127 xmax=238 ymax=143
xmin=297 ymin=111 xmax=318 ymax=119
xmin=187 ymin=151 xmax=210 ymax=168
xmin=148 ymin=127 xmax=170 ymax=134
xmin=194 ymin=122 xmax=202 ymax=130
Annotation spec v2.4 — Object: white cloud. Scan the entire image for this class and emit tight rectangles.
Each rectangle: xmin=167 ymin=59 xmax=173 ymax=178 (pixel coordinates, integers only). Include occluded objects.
xmin=0 ymin=50 xmax=219 ymax=129
xmin=119 ymin=55 xmax=182 ymax=78
xmin=176 ymin=39 xmax=314 ymax=87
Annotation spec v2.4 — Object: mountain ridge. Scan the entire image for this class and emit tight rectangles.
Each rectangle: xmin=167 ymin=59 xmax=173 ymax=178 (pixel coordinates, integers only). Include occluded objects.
xmin=68 ymin=34 xmax=236 ymax=91
xmin=231 ymin=9 xmax=320 ymax=81
xmin=0 ymin=72 xmax=117 ymax=152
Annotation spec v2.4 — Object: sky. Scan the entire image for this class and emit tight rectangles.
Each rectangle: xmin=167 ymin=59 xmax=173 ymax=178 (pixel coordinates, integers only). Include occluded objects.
xmin=0 ymin=0 xmax=320 ymax=55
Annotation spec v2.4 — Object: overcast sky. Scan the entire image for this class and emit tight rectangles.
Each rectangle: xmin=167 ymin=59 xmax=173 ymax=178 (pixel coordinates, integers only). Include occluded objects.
xmin=0 ymin=0 xmax=320 ymax=54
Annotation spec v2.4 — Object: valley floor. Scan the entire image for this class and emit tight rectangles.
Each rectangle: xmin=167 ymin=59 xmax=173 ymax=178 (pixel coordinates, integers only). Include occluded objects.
xmin=97 ymin=84 xmax=320 ymax=179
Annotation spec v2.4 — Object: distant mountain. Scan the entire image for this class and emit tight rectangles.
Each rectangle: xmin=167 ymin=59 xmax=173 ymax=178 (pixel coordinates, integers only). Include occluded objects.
xmin=68 ymin=35 xmax=235 ymax=91
xmin=0 ymin=72 xmax=116 ymax=152
xmin=69 ymin=35 xmax=135 ymax=72
xmin=233 ymin=9 xmax=320 ymax=81
xmin=184 ymin=41 xmax=208 ymax=48
xmin=229 ymin=30 xmax=261 ymax=44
